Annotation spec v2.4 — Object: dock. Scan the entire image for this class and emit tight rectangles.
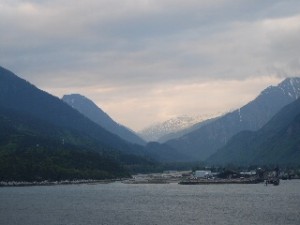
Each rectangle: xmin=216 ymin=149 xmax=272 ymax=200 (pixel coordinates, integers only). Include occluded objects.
xmin=179 ymin=178 xmax=263 ymax=185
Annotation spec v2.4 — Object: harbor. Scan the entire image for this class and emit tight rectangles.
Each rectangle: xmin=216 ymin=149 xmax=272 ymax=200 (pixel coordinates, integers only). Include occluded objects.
xmin=179 ymin=178 xmax=262 ymax=185
xmin=121 ymin=168 xmax=296 ymax=185
xmin=1 ymin=168 xmax=297 ymax=187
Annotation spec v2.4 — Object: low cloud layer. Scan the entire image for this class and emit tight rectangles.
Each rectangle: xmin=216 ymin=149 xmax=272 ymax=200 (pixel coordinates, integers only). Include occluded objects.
xmin=1 ymin=0 xmax=300 ymax=130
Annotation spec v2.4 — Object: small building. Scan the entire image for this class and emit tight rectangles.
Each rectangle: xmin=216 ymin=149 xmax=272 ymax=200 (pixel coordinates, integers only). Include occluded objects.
xmin=240 ymin=170 xmax=256 ymax=176
xmin=194 ymin=170 xmax=212 ymax=178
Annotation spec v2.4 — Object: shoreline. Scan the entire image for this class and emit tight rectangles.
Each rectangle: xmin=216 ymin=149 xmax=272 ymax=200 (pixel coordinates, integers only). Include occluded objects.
xmin=0 ymin=179 xmax=123 ymax=187
xmin=179 ymin=178 xmax=263 ymax=185
xmin=2 ymin=176 xmax=298 ymax=187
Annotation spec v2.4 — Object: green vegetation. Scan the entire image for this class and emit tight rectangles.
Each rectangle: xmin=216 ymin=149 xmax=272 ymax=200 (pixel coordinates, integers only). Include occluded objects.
xmin=0 ymin=107 xmax=151 ymax=181
xmin=0 ymin=146 xmax=130 ymax=182
xmin=0 ymin=106 xmax=200 ymax=181
xmin=207 ymin=98 xmax=300 ymax=166
xmin=0 ymin=126 xmax=131 ymax=181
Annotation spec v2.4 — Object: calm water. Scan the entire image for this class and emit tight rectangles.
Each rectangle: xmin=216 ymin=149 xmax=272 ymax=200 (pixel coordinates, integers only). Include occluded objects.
xmin=1 ymin=180 xmax=300 ymax=225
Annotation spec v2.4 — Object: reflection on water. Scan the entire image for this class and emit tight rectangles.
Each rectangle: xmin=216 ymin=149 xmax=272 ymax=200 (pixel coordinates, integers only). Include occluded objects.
xmin=0 ymin=180 xmax=300 ymax=225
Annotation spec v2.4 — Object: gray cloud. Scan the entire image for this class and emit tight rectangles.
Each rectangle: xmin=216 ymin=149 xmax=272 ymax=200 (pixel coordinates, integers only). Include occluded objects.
xmin=1 ymin=0 xmax=300 ymax=129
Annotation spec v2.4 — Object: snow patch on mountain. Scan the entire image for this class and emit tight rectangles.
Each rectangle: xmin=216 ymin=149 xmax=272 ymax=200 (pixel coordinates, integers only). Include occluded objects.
xmin=138 ymin=113 xmax=222 ymax=142
xmin=278 ymin=77 xmax=300 ymax=99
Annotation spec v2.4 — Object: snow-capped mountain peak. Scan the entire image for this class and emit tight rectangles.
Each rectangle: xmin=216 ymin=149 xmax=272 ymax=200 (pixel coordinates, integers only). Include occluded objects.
xmin=259 ymin=77 xmax=300 ymax=100
xmin=138 ymin=113 xmax=221 ymax=142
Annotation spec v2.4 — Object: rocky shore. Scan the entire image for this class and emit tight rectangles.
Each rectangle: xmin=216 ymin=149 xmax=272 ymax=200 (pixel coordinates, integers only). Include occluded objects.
xmin=0 ymin=179 xmax=117 ymax=187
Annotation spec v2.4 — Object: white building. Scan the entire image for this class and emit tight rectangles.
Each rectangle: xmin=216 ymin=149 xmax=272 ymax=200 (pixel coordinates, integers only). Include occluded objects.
xmin=240 ymin=171 xmax=256 ymax=176
xmin=194 ymin=170 xmax=212 ymax=178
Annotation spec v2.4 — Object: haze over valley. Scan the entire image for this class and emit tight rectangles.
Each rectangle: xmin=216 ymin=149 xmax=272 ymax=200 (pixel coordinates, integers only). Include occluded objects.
xmin=1 ymin=66 xmax=300 ymax=168
xmin=1 ymin=2 xmax=300 ymax=224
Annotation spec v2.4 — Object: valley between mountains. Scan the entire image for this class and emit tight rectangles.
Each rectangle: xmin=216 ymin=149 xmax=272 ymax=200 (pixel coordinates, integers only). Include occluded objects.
xmin=1 ymin=65 xmax=300 ymax=181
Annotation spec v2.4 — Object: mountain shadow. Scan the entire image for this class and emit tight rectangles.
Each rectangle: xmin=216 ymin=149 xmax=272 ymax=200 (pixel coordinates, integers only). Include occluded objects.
xmin=165 ymin=78 xmax=300 ymax=161
xmin=62 ymin=94 xmax=146 ymax=145
xmin=0 ymin=66 xmax=144 ymax=155
xmin=207 ymin=98 xmax=300 ymax=166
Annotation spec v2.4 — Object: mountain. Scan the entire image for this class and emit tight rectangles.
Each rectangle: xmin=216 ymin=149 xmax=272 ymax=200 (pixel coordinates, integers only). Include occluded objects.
xmin=0 ymin=66 xmax=144 ymax=155
xmin=165 ymin=78 xmax=300 ymax=161
xmin=61 ymin=94 xmax=187 ymax=162
xmin=0 ymin=66 xmax=162 ymax=180
xmin=139 ymin=114 xmax=220 ymax=142
xmin=158 ymin=116 xmax=220 ymax=143
xmin=62 ymin=94 xmax=146 ymax=145
xmin=144 ymin=142 xmax=192 ymax=162
xmin=0 ymin=66 xmax=186 ymax=175
xmin=0 ymin=66 xmax=168 ymax=181
xmin=0 ymin=106 xmax=132 ymax=181
xmin=207 ymin=98 xmax=300 ymax=166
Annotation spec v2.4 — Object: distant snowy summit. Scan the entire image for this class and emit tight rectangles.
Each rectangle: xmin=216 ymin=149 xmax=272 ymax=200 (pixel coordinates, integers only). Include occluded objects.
xmin=165 ymin=77 xmax=300 ymax=161
xmin=260 ymin=77 xmax=300 ymax=99
xmin=138 ymin=113 xmax=222 ymax=142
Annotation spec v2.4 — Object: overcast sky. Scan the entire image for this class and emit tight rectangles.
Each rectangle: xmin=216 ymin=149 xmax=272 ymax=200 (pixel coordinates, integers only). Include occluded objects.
xmin=1 ymin=0 xmax=300 ymax=131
